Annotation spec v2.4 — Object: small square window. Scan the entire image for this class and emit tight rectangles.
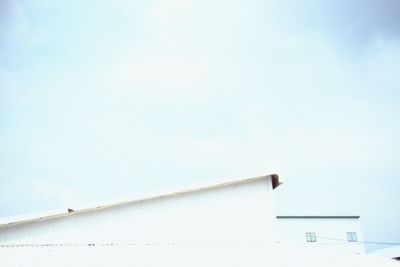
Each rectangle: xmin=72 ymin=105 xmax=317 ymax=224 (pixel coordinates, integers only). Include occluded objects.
xmin=305 ymin=232 xmax=316 ymax=242
xmin=347 ymin=232 xmax=357 ymax=242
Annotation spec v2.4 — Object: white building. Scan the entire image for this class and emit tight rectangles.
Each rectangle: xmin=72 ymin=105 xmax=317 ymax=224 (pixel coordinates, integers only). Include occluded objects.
xmin=0 ymin=175 xmax=280 ymax=251
xmin=2 ymin=173 xmax=385 ymax=267
xmin=276 ymin=215 xmax=365 ymax=254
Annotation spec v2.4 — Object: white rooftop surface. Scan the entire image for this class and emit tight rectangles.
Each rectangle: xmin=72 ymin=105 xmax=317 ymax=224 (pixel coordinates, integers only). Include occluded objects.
xmin=370 ymin=245 xmax=400 ymax=259
xmin=0 ymin=243 xmax=398 ymax=267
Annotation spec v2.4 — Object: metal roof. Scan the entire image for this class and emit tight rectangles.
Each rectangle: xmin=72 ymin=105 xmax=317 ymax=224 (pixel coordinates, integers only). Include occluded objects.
xmin=0 ymin=173 xmax=280 ymax=228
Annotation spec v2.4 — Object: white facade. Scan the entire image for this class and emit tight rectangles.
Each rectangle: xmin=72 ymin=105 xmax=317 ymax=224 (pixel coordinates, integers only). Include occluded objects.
xmin=276 ymin=216 xmax=365 ymax=254
xmin=0 ymin=174 xmax=280 ymax=246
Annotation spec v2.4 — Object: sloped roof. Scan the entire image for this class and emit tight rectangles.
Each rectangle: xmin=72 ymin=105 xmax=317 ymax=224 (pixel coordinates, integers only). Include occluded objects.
xmin=0 ymin=173 xmax=280 ymax=228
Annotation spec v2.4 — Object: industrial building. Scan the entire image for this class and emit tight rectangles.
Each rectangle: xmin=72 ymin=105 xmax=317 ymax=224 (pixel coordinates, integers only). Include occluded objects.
xmin=0 ymin=174 xmax=280 ymax=245
xmin=1 ymin=173 xmax=381 ymax=267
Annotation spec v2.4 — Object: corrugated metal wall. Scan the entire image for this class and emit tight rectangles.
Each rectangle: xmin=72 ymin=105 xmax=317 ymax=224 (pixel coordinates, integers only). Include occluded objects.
xmin=0 ymin=177 xmax=277 ymax=245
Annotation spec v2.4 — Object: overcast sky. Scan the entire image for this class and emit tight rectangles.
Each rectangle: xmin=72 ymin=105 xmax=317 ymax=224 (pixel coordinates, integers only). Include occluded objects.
xmin=1 ymin=0 xmax=399 ymax=252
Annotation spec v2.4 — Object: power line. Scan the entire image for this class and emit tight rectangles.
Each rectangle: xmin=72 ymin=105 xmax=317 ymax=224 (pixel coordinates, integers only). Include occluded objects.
xmin=317 ymin=236 xmax=400 ymax=246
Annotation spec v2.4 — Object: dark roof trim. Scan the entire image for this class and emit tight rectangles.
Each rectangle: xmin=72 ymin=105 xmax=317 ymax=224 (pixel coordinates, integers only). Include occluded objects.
xmin=277 ymin=216 xmax=360 ymax=219
xmin=271 ymin=174 xmax=281 ymax=189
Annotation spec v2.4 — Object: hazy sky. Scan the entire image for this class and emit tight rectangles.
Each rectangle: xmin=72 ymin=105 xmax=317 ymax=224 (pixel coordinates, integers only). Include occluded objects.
xmin=1 ymin=0 xmax=399 ymax=252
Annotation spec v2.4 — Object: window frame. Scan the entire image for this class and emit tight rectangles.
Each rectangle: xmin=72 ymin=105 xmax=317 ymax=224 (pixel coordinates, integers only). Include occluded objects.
xmin=346 ymin=232 xmax=358 ymax=242
xmin=305 ymin=232 xmax=317 ymax=242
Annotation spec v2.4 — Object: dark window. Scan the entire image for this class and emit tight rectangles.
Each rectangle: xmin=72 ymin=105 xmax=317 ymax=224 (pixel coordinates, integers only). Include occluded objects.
xmin=347 ymin=232 xmax=358 ymax=242
xmin=305 ymin=232 xmax=316 ymax=242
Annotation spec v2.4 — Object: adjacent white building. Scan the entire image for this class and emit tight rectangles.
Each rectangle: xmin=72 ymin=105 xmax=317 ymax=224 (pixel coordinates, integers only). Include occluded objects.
xmin=276 ymin=215 xmax=365 ymax=254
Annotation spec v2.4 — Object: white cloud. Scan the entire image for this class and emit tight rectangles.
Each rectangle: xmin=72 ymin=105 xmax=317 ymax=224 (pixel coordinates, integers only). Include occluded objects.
xmin=0 ymin=3 xmax=45 ymax=47
xmin=1 ymin=0 xmax=400 ymax=251
xmin=108 ymin=54 xmax=207 ymax=94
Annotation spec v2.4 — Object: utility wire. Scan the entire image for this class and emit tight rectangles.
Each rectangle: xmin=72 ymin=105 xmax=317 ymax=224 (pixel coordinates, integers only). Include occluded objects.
xmin=317 ymin=236 xmax=400 ymax=246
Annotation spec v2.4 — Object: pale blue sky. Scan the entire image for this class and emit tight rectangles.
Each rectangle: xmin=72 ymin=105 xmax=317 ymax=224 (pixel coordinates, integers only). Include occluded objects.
xmin=1 ymin=0 xmax=400 ymax=252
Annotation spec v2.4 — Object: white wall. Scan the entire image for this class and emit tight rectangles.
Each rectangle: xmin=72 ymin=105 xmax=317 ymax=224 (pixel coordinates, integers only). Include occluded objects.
xmin=0 ymin=177 xmax=277 ymax=245
xmin=277 ymin=217 xmax=365 ymax=254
